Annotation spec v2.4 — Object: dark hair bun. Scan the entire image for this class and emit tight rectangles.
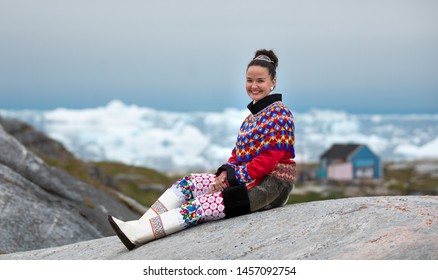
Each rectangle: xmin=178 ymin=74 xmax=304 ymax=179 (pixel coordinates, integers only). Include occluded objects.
xmin=253 ymin=49 xmax=279 ymax=68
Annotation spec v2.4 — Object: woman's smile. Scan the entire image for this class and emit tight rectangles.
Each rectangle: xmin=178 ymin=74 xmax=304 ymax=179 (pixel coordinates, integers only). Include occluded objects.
xmin=246 ymin=65 xmax=276 ymax=102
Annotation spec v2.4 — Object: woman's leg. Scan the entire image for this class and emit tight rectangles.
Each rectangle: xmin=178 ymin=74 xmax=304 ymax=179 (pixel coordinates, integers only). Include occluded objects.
xmin=140 ymin=173 xmax=216 ymax=221
xmin=248 ymin=176 xmax=294 ymax=212
xmin=108 ymin=190 xmax=225 ymax=250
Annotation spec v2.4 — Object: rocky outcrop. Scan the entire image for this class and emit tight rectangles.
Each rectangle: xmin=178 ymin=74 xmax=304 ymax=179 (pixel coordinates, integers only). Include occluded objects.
xmin=0 ymin=122 xmax=140 ymax=255
xmin=1 ymin=196 xmax=437 ymax=260
xmin=0 ymin=116 xmax=76 ymax=164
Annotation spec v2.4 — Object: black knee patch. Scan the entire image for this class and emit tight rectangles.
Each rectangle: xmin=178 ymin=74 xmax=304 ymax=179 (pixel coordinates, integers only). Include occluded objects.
xmin=222 ymin=184 xmax=251 ymax=218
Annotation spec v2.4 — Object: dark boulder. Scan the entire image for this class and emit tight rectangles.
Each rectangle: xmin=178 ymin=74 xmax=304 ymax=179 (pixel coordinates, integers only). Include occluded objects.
xmin=0 ymin=122 xmax=140 ymax=254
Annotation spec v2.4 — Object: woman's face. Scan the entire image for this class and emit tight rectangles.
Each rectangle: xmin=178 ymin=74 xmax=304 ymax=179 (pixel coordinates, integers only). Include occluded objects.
xmin=246 ymin=65 xmax=276 ymax=102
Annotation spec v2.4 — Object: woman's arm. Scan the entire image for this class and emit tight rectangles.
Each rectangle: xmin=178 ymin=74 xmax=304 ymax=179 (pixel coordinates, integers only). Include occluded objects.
xmin=216 ymin=149 xmax=288 ymax=186
xmin=233 ymin=149 xmax=287 ymax=184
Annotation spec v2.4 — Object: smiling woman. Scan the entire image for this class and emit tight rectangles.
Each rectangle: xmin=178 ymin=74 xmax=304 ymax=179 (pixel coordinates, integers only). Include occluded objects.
xmin=107 ymin=49 xmax=297 ymax=251
xmin=246 ymin=50 xmax=278 ymax=103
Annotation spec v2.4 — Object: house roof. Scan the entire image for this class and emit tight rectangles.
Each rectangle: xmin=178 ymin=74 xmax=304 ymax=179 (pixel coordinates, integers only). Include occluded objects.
xmin=320 ymin=144 xmax=362 ymax=159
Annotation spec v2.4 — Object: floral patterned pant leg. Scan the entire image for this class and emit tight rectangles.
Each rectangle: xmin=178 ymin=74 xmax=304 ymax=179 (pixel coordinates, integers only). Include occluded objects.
xmin=170 ymin=173 xmax=216 ymax=203
xmin=178 ymin=191 xmax=226 ymax=228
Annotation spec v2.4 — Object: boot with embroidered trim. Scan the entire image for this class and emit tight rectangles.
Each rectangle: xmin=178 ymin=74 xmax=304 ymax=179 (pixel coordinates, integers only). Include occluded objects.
xmin=139 ymin=188 xmax=184 ymax=221
xmin=109 ymin=190 xmax=229 ymax=250
xmin=108 ymin=207 xmax=183 ymax=250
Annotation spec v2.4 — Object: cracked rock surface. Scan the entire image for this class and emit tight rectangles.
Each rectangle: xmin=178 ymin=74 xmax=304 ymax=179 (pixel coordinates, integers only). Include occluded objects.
xmin=2 ymin=196 xmax=437 ymax=260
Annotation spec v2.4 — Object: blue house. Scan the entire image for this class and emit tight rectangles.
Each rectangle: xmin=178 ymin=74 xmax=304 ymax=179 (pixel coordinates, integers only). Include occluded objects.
xmin=317 ymin=144 xmax=382 ymax=182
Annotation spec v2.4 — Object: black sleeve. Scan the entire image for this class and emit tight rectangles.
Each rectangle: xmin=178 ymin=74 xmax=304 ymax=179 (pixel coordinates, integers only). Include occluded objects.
xmin=215 ymin=164 xmax=239 ymax=187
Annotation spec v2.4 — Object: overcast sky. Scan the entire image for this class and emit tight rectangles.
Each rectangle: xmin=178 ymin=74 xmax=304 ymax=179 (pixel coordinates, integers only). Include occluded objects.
xmin=1 ymin=0 xmax=437 ymax=113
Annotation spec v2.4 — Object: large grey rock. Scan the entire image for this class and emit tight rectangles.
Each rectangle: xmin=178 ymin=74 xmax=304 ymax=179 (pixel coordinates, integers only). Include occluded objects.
xmin=0 ymin=116 xmax=75 ymax=164
xmin=1 ymin=196 xmax=437 ymax=260
xmin=0 ymin=124 xmax=140 ymax=254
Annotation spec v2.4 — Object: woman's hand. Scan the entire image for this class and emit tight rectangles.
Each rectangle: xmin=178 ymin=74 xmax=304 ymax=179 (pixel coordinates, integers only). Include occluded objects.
xmin=208 ymin=171 xmax=229 ymax=194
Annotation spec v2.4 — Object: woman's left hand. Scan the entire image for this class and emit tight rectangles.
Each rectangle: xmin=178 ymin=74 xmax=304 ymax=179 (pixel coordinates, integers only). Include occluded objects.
xmin=208 ymin=171 xmax=229 ymax=193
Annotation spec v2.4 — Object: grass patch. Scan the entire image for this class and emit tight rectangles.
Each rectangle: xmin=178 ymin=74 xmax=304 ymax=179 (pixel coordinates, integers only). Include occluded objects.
xmin=384 ymin=163 xmax=438 ymax=195
xmin=39 ymin=155 xmax=175 ymax=208
xmin=116 ymin=181 xmax=163 ymax=207
xmin=288 ymin=191 xmax=345 ymax=204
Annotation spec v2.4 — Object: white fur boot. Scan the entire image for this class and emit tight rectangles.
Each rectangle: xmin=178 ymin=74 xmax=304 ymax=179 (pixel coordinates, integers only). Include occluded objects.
xmin=139 ymin=188 xmax=184 ymax=221
xmin=108 ymin=208 xmax=183 ymax=250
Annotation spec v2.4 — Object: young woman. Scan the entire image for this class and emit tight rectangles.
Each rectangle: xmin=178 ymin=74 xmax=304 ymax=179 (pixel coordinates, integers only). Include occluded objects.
xmin=108 ymin=49 xmax=296 ymax=250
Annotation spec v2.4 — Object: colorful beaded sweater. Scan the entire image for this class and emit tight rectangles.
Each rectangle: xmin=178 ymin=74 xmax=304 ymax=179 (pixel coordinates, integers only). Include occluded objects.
xmin=217 ymin=94 xmax=296 ymax=189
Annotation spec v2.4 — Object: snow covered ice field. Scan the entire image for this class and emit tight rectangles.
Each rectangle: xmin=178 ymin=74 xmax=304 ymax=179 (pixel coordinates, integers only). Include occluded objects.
xmin=2 ymin=100 xmax=438 ymax=172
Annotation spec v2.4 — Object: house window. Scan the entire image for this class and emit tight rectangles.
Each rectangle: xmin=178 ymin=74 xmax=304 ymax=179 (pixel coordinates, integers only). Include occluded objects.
xmin=355 ymin=167 xmax=374 ymax=178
